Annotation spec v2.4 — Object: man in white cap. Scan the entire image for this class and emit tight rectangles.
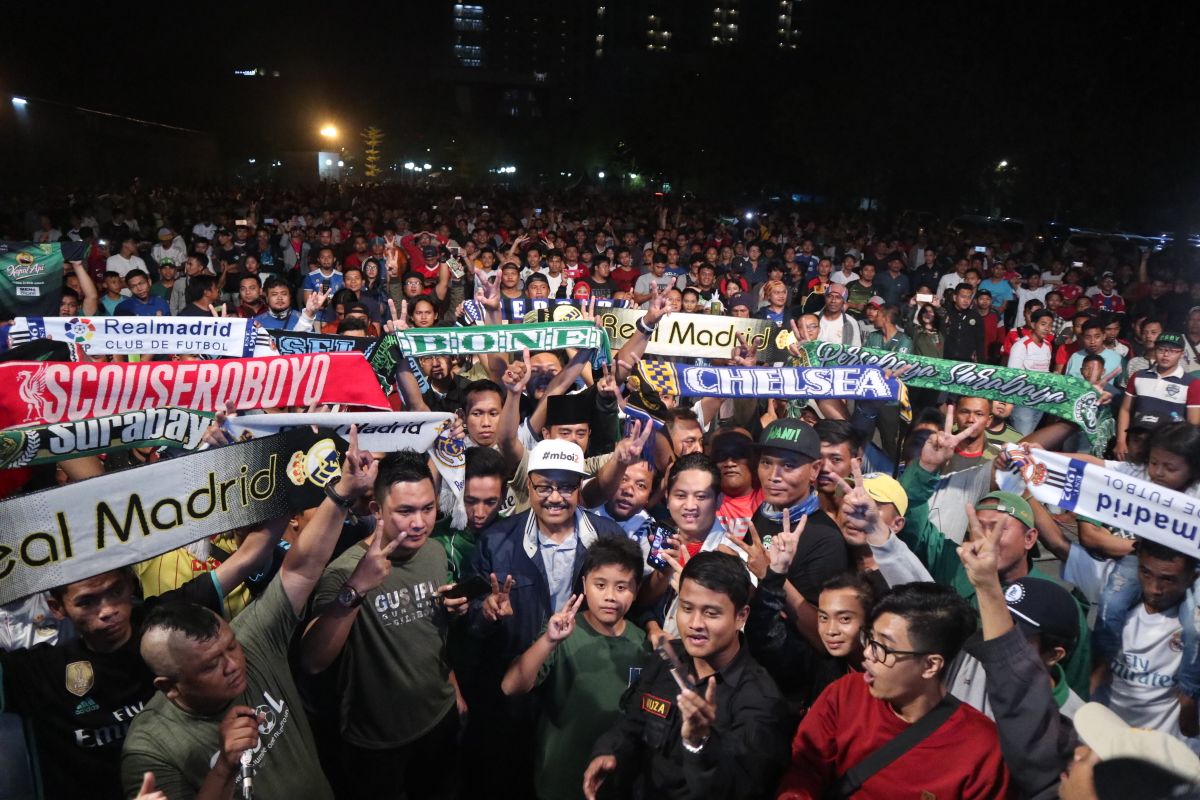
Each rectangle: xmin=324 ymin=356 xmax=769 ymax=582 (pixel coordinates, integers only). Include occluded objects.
xmin=1061 ymin=702 xmax=1200 ymax=799
xmin=462 ymin=439 xmax=628 ymax=798
xmin=152 ymin=226 xmax=186 ymax=271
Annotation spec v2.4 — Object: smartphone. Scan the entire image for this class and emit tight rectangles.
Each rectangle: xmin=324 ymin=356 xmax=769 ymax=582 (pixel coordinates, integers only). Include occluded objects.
xmin=535 ymin=208 xmax=543 ymax=214
xmin=654 ymin=642 xmax=695 ymax=691
xmin=916 ymin=293 xmax=934 ymax=304
xmin=646 ymin=521 xmax=676 ymax=570
xmin=440 ymin=574 xmax=492 ymax=600
xmin=236 ymin=219 xmax=249 ymax=227
xmin=264 ymin=218 xmax=276 ymax=225
xmin=973 ymin=245 xmax=987 ymax=253
xmin=97 ymin=238 xmax=109 ymax=247
xmin=1071 ymin=260 xmax=1084 ymax=268
xmin=454 ymin=195 xmax=463 ymax=201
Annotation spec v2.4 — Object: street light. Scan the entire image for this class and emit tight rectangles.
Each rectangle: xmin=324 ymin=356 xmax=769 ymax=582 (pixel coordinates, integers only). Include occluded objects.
xmin=423 ymin=163 xmax=432 ymax=170
xmin=403 ymin=162 xmax=415 ymax=170
xmin=319 ymin=124 xmax=338 ymax=139
xmin=997 ymin=159 xmax=1008 ymax=169
xmin=597 ymin=171 xmax=606 ymax=179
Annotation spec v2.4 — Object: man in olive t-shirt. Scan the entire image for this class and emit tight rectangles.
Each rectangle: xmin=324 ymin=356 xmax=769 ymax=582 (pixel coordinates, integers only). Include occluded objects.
xmin=121 ymin=578 xmax=331 ymax=800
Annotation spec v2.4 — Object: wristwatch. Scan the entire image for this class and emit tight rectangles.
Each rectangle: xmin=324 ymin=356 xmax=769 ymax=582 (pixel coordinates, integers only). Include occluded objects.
xmin=324 ymin=477 xmax=355 ymax=510
xmin=682 ymin=735 xmax=708 ymax=754
xmin=336 ymin=583 xmax=365 ymax=609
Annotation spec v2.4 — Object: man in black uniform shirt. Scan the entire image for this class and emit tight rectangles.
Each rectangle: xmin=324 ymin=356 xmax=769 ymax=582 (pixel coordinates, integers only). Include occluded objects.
xmin=584 ymin=552 xmax=791 ymax=799
xmin=0 ymin=523 xmax=282 ymax=799
xmin=750 ymin=418 xmax=850 ymax=604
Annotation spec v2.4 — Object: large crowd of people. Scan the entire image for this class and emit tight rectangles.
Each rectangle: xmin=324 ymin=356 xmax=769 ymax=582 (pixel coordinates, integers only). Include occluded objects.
xmin=2 ymin=183 xmax=1200 ymax=800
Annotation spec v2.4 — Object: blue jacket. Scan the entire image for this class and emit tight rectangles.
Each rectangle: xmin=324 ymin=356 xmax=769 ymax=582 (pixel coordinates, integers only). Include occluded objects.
xmin=466 ymin=508 xmax=627 ymax=667
xmin=114 ymin=295 xmax=172 ymax=317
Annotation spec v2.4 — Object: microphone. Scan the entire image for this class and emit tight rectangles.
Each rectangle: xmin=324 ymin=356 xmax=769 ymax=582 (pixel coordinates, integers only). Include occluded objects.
xmin=239 ymin=749 xmax=254 ymax=799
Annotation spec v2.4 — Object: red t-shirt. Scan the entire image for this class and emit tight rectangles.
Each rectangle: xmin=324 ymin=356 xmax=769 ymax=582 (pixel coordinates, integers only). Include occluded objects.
xmin=778 ymin=673 xmax=1014 ymax=799
xmin=717 ymin=488 xmax=764 ymax=540
xmin=610 ymin=266 xmax=640 ymax=294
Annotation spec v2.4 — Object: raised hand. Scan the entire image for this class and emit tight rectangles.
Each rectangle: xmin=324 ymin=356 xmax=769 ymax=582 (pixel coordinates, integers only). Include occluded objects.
xmin=474 ymin=268 xmax=501 ymax=312
xmin=834 ymin=458 xmax=882 ymax=542
xmin=482 ymin=573 xmax=516 ymax=622
xmin=644 ymin=283 xmax=671 ymax=326
xmin=304 ymin=284 xmax=332 ymax=318
xmin=204 ymin=400 xmax=239 ymax=448
xmin=579 ymin=296 xmax=599 ymax=325
xmin=768 ymin=512 xmax=807 ymax=575
xmin=726 ymin=521 xmax=770 ymax=580
xmin=339 ymin=425 xmax=378 ymax=499
xmin=502 ymin=348 xmax=533 ymax=395
xmin=918 ymin=404 xmax=984 ymax=472
xmin=133 ymin=772 xmax=167 ymax=800
xmin=350 ymin=529 xmax=405 ymax=592
xmin=731 ymin=331 xmax=759 ymax=366
xmin=957 ymin=505 xmax=1003 ymax=589
xmin=1089 ymin=367 xmax=1122 ymax=406
xmin=547 ymin=593 xmax=585 ymax=642
xmin=613 ymin=418 xmax=654 ymax=465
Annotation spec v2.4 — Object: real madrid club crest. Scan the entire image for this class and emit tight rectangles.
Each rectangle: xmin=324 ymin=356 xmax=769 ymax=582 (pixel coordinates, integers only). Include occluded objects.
xmin=65 ymin=660 xmax=95 ymax=697
xmin=288 ymin=438 xmax=341 ymax=487
xmin=433 ymin=420 xmax=465 ymax=469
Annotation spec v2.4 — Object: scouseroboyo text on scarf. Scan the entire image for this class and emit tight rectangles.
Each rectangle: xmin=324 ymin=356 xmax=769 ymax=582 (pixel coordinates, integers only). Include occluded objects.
xmin=0 ymin=353 xmax=390 ymax=427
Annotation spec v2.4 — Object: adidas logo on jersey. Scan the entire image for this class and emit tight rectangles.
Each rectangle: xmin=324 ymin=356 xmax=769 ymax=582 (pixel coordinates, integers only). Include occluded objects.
xmin=74 ymin=697 xmax=100 ymax=716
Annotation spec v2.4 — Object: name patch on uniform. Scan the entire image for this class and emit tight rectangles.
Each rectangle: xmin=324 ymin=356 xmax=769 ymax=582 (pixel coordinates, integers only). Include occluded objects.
xmin=641 ymin=693 xmax=671 ymax=718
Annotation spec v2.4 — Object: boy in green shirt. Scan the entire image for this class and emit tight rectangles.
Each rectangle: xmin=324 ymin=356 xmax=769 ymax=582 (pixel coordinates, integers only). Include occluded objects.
xmin=501 ymin=537 xmax=649 ymax=800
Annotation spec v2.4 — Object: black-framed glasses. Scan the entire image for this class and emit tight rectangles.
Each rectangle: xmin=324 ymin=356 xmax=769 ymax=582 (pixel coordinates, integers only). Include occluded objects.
xmin=530 ymin=480 xmax=580 ymax=498
xmin=859 ymin=630 xmax=932 ymax=667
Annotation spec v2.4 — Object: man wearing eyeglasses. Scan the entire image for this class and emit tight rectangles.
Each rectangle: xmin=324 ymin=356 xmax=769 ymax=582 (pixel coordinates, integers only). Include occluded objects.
xmin=777 ymin=583 xmax=1013 ymax=799
xmin=463 ymin=439 xmax=627 ymax=798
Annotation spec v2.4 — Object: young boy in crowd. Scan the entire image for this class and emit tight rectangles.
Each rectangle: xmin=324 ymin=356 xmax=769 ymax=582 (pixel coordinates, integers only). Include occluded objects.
xmin=501 ymin=537 xmax=649 ymax=800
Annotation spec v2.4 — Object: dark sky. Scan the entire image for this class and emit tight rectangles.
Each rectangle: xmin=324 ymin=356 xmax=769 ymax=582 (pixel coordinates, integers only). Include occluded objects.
xmin=5 ymin=2 xmax=1199 ymax=226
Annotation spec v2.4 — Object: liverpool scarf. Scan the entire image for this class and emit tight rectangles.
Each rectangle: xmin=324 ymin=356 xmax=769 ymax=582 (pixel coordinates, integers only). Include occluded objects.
xmin=0 ymin=353 xmax=390 ymax=427
xmin=799 ymin=341 xmax=1113 ymax=448
xmin=635 ymin=361 xmax=899 ymax=400
xmin=10 ymin=315 xmax=265 ymax=358
xmin=998 ymin=446 xmax=1200 ymax=559
xmin=0 ymin=428 xmax=340 ymax=604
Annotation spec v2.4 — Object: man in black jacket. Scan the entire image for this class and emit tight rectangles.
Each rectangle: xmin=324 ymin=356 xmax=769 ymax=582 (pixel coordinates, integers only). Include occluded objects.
xmin=940 ymin=282 xmax=986 ymax=362
xmin=584 ymin=552 xmax=791 ymax=799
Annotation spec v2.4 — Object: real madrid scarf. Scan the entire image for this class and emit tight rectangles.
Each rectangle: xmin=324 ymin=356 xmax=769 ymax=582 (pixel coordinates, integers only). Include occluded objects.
xmin=799 ymin=341 xmax=1113 ymax=450
xmin=221 ymin=412 xmax=454 ymax=453
xmin=997 ymin=445 xmax=1200 ymax=559
xmin=0 ymin=408 xmax=214 ymax=468
xmin=635 ymin=361 xmax=900 ymax=401
xmin=0 ymin=428 xmax=341 ymax=604
xmin=9 ymin=316 xmax=267 ymax=358
xmin=0 ymin=353 xmax=390 ymax=427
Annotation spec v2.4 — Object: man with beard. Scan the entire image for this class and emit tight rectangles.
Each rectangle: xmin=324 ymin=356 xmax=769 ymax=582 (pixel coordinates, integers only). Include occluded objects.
xmin=583 ymin=552 xmax=792 ymax=799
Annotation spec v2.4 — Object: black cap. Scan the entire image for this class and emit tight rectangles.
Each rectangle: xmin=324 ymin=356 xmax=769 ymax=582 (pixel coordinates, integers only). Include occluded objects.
xmin=1004 ymin=578 xmax=1079 ymax=652
xmin=711 ymin=429 xmax=753 ymax=462
xmin=545 ymin=392 xmax=593 ymax=427
xmin=421 ymin=244 xmax=439 ymax=261
xmin=756 ymin=418 xmax=821 ymax=462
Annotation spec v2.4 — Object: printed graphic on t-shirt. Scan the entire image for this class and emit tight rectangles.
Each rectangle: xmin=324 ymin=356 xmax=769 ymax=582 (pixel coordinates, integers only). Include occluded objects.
xmin=370 ymin=579 xmax=440 ymax=627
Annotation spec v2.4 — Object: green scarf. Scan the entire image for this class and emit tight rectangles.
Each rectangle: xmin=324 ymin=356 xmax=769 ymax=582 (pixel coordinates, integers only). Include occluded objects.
xmin=799 ymin=341 xmax=1113 ymax=451
xmin=385 ymin=321 xmax=612 ymax=366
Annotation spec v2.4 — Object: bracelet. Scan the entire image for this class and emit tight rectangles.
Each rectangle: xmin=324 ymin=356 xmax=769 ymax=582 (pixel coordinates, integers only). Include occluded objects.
xmin=636 ymin=317 xmax=657 ymax=336
xmin=682 ymin=735 xmax=708 ymax=753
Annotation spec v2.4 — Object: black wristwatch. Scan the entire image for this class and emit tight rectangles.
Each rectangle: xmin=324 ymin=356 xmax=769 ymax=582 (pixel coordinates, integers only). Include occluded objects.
xmin=336 ymin=583 xmax=365 ymax=609
xmin=324 ymin=477 xmax=355 ymax=510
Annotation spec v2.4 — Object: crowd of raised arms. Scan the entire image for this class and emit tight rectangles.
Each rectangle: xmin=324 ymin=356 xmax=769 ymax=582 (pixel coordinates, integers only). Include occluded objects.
xmin=3 ymin=182 xmax=1200 ymax=800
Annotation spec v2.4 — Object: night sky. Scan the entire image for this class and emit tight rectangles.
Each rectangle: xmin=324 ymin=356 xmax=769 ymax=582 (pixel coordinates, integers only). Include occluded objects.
xmin=5 ymin=2 xmax=1199 ymax=228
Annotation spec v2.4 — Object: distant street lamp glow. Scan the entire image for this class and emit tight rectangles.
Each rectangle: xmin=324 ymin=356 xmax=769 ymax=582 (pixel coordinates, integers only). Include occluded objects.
xmin=998 ymin=159 xmax=1008 ymax=168
xmin=597 ymin=171 xmax=606 ymax=179
xmin=404 ymin=162 xmax=415 ymax=170
xmin=319 ymin=124 xmax=338 ymax=138
xmin=11 ymin=96 xmax=28 ymax=107
xmin=423 ymin=163 xmax=432 ymax=170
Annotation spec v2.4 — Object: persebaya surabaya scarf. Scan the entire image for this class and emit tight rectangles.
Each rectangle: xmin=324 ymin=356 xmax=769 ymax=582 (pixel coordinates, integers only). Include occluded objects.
xmin=799 ymin=341 xmax=1112 ymax=451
